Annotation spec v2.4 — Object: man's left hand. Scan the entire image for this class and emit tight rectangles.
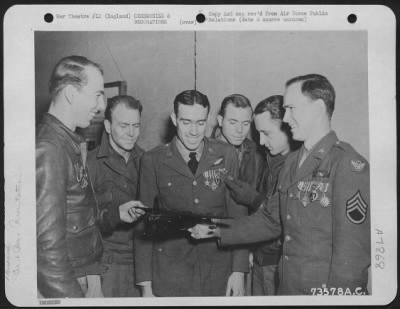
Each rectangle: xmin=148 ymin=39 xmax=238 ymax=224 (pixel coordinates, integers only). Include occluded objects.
xmin=225 ymin=272 xmax=245 ymax=296
xmin=188 ymin=224 xmax=219 ymax=239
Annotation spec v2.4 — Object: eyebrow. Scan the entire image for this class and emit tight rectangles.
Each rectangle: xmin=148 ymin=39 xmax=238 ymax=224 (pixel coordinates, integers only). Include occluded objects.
xmin=180 ymin=118 xmax=207 ymax=122
xmin=119 ymin=121 xmax=141 ymax=125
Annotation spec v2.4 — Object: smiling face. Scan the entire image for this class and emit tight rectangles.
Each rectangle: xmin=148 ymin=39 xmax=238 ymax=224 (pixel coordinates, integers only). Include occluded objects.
xmin=105 ymin=103 xmax=141 ymax=157
xmin=71 ymin=66 xmax=105 ymax=129
xmin=283 ymin=81 xmax=319 ymax=142
xmin=217 ymin=104 xmax=252 ymax=146
xmin=171 ymin=103 xmax=208 ymax=151
xmin=255 ymin=111 xmax=290 ymax=156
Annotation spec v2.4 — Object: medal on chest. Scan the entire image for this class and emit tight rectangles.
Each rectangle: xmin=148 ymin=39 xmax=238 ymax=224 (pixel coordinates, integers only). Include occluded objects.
xmin=297 ymin=179 xmax=329 ymax=207
xmin=203 ymin=168 xmax=228 ymax=191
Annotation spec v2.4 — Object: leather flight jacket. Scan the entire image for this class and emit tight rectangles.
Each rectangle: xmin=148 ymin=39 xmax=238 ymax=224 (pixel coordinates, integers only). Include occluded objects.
xmin=36 ymin=113 xmax=103 ymax=298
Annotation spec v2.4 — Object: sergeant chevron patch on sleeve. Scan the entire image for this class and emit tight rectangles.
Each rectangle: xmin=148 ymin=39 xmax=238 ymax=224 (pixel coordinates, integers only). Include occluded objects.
xmin=346 ymin=190 xmax=368 ymax=224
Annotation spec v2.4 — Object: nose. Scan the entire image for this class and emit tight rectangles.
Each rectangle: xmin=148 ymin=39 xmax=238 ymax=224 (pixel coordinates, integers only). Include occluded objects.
xmin=189 ymin=123 xmax=198 ymax=136
xmin=98 ymin=95 xmax=106 ymax=112
xmin=283 ymin=109 xmax=289 ymax=123
xmin=128 ymin=126 xmax=135 ymax=136
xmin=236 ymin=124 xmax=244 ymax=134
xmin=259 ymin=134 xmax=266 ymax=146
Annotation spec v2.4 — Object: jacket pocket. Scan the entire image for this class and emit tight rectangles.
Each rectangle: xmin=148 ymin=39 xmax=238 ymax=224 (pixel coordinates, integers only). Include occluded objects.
xmin=154 ymin=238 xmax=192 ymax=260
xmin=66 ymin=210 xmax=100 ymax=262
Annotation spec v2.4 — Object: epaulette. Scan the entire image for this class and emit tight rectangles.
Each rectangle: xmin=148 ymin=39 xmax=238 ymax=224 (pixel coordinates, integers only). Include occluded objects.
xmin=334 ymin=140 xmax=368 ymax=172
xmin=333 ymin=140 xmax=357 ymax=154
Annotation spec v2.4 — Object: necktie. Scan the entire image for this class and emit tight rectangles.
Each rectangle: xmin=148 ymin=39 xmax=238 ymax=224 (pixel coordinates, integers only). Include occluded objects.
xmin=188 ymin=152 xmax=198 ymax=174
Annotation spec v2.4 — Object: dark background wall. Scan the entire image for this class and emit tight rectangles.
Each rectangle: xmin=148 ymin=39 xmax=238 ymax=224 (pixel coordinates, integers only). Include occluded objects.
xmin=35 ymin=31 xmax=369 ymax=159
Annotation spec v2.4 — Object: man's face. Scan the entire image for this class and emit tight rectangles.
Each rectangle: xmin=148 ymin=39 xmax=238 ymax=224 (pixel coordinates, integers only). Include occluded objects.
xmin=72 ymin=66 xmax=105 ymax=128
xmin=217 ymin=104 xmax=252 ymax=146
xmin=171 ymin=103 xmax=208 ymax=151
xmin=283 ymin=82 xmax=319 ymax=141
xmin=105 ymin=104 xmax=141 ymax=154
xmin=255 ymin=111 xmax=289 ymax=156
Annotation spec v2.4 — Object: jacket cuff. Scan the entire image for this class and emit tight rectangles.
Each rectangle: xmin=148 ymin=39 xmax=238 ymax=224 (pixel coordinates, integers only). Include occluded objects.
xmin=219 ymin=226 xmax=236 ymax=247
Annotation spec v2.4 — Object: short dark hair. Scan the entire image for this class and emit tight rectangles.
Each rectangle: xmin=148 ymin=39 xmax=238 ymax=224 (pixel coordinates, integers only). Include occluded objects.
xmin=105 ymin=95 xmax=143 ymax=122
xmin=173 ymin=90 xmax=210 ymax=115
xmin=285 ymin=74 xmax=336 ymax=118
xmin=254 ymin=95 xmax=284 ymax=120
xmin=254 ymin=95 xmax=292 ymax=138
xmin=218 ymin=94 xmax=252 ymax=117
xmin=49 ymin=55 xmax=103 ymax=100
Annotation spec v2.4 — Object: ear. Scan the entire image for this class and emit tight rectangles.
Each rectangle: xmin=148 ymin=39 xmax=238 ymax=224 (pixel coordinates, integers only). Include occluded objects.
xmin=170 ymin=112 xmax=177 ymax=127
xmin=104 ymin=119 xmax=111 ymax=134
xmin=217 ymin=115 xmax=223 ymax=127
xmin=63 ymin=84 xmax=77 ymax=105
xmin=315 ymin=98 xmax=327 ymax=116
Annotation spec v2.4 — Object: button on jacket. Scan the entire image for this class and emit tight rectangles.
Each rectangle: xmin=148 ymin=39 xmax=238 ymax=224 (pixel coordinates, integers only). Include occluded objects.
xmin=36 ymin=113 xmax=103 ymax=298
xmin=134 ymin=137 xmax=249 ymax=296
xmin=220 ymin=131 xmax=370 ymax=295
xmin=88 ymin=133 xmax=144 ymax=264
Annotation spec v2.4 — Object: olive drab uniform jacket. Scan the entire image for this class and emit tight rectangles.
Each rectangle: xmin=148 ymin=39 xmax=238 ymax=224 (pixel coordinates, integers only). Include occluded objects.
xmin=134 ymin=137 xmax=249 ymax=296
xmin=87 ymin=132 xmax=144 ymax=264
xmin=219 ymin=131 xmax=370 ymax=295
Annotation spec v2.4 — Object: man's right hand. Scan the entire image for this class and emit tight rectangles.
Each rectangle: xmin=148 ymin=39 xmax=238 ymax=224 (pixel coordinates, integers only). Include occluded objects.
xmin=119 ymin=200 xmax=148 ymax=223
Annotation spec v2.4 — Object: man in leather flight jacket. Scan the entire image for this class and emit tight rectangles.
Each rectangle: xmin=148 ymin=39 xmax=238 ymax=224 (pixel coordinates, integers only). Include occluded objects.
xmin=36 ymin=56 xmax=145 ymax=298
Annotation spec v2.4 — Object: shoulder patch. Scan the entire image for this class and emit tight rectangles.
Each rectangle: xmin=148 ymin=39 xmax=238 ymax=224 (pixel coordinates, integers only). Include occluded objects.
xmin=350 ymin=159 xmax=366 ymax=172
xmin=346 ymin=190 xmax=368 ymax=224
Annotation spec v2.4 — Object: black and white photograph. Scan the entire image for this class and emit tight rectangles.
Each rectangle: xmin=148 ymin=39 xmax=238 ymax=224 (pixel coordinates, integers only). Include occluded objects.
xmin=4 ymin=4 xmax=397 ymax=307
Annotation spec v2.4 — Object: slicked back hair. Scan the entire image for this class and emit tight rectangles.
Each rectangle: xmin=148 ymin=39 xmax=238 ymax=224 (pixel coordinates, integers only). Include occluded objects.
xmin=218 ymin=94 xmax=253 ymax=117
xmin=254 ymin=95 xmax=284 ymax=119
xmin=173 ymin=90 xmax=210 ymax=115
xmin=49 ymin=55 xmax=103 ymax=100
xmin=285 ymin=74 xmax=335 ymax=118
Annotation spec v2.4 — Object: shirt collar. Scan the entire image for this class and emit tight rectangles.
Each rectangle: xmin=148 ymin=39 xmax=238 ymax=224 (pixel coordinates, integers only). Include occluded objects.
xmin=174 ymin=136 xmax=204 ymax=163
xmin=42 ymin=113 xmax=84 ymax=154
xmin=215 ymin=130 xmax=251 ymax=153
xmin=97 ymin=131 xmax=140 ymax=162
xmin=307 ymin=130 xmax=339 ymax=159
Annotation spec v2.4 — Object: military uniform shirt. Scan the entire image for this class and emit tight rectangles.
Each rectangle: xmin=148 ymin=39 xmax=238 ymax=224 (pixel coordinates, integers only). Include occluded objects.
xmin=219 ymin=131 xmax=370 ymax=295
xmin=134 ymin=136 xmax=249 ymax=296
